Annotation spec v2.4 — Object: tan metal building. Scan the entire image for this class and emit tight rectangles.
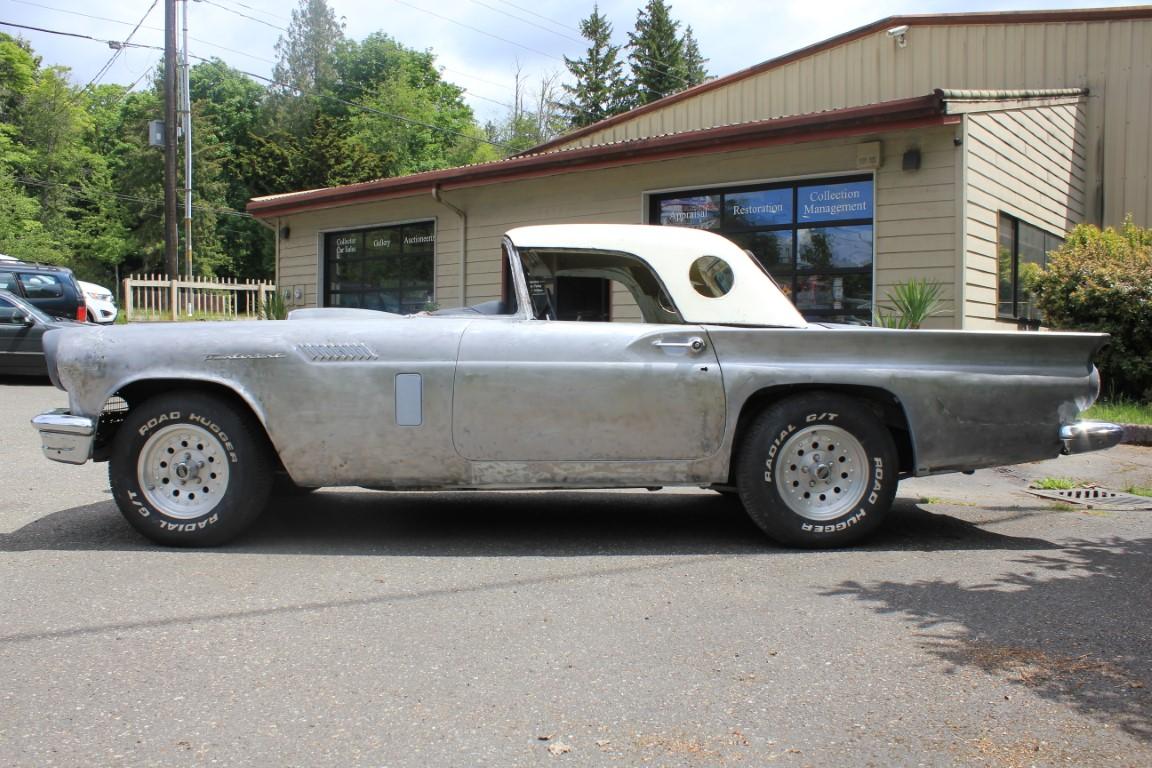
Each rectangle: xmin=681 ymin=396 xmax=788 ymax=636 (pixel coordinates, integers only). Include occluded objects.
xmin=249 ymin=6 xmax=1152 ymax=330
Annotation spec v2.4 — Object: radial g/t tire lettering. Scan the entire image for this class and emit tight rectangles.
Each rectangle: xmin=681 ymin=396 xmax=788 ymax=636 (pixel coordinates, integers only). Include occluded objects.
xmin=736 ymin=393 xmax=898 ymax=548
xmin=109 ymin=391 xmax=272 ymax=547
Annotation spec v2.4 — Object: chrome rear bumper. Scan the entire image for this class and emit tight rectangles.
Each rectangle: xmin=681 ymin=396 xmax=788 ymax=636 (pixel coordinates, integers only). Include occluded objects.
xmin=1060 ymin=421 xmax=1124 ymax=455
xmin=32 ymin=409 xmax=96 ymax=465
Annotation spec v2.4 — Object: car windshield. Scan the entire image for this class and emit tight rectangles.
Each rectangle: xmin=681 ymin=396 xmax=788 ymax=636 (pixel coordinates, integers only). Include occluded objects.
xmin=0 ymin=291 xmax=54 ymax=323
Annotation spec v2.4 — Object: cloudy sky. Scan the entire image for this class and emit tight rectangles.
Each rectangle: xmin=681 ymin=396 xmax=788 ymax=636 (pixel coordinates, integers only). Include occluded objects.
xmin=2 ymin=0 xmax=1135 ymax=122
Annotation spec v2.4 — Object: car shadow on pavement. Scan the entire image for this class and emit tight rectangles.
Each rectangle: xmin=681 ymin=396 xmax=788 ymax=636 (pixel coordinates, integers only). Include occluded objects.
xmin=0 ymin=492 xmax=1059 ymax=555
xmin=827 ymin=536 xmax=1152 ymax=744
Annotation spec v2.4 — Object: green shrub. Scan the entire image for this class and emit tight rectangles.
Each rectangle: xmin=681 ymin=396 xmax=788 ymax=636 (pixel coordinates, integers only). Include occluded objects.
xmin=875 ymin=278 xmax=944 ymax=329
xmin=1031 ymin=216 xmax=1152 ymax=400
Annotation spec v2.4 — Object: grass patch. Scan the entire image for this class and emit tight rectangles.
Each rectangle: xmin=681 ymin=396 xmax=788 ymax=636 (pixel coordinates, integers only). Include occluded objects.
xmin=1032 ymin=477 xmax=1081 ymax=490
xmin=1127 ymin=486 xmax=1152 ymax=498
xmin=1083 ymin=398 xmax=1152 ymax=425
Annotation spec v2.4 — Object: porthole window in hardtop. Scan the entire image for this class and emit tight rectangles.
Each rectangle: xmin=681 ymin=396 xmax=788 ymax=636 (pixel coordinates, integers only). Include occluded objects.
xmin=323 ymin=221 xmax=435 ymax=313
xmin=652 ymin=176 xmax=874 ymax=324
xmin=689 ymin=256 xmax=734 ymax=297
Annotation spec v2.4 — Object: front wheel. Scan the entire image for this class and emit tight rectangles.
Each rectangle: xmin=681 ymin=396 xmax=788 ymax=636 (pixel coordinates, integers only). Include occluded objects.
xmin=736 ymin=393 xmax=898 ymax=547
xmin=109 ymin=391 xmax=272 ymax=546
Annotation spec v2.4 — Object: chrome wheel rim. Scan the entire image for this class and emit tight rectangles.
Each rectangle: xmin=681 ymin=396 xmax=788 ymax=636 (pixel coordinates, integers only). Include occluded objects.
xmin=138 ymin=424 xmax=230 ymax=519
xmin=774 ymin=425 xmax=869 ymax=521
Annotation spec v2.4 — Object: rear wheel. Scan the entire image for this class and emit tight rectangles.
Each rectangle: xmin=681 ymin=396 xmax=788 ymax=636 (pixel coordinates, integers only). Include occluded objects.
xmin=736 ymin=393 xmax=897 ymax=547
xmin=109 ymin=391 xmax=272 ymax=546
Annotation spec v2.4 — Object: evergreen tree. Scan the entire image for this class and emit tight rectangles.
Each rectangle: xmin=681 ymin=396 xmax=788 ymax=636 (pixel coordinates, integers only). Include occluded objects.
xmin=269 ymin=0 xmax=345 ymax=136
xmin=681 ymin=25 xmax=708 ymax=87
xmin=627 ymin=0 xmax=686 ymax=106
xmin=561 ymin=5 xmax=630 ymax=128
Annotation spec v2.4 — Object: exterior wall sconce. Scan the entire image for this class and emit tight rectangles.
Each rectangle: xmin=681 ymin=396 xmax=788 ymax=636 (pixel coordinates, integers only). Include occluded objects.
xmin=279 ymin=225 xmax=291 ymax=240
xmin=902 ymin=148 xmax=922 ymax=171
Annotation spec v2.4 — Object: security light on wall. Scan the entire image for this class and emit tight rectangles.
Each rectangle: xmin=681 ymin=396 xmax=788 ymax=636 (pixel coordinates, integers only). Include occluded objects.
xmin=887 ymin=25 xmax=909 ymax=48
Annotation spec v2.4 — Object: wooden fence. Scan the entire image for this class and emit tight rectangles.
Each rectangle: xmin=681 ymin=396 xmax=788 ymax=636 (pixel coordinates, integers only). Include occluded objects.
xmin=122 ymin=275 xmax=277 ymax=322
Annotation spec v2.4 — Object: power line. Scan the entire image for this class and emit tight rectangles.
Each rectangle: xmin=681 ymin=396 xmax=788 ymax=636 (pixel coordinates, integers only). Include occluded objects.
xmin=8 ymin=3 xmax=678 ymax=127
xmin=0 ymin=19 xmax=519 ymax=151
xmin=10 ymin=1 xmax=275 ymax=66
xmin=16 ymin=176 xmax=256 ymax=219
xmin=81 ymin=0 xmax=160 ymax=94
xmin=200 ymin=0 xmax=289 ymax=23
xmin=194 ymin=0 xmax=282 ymax=31
xmin=389 ymin=0 xmax=562 ymax=61
xmin=465 ymin=0 xmax=581 ymax=44
xmin=490 ymin=0 xmax=576 ymax=35
xmin=4 ymin=12 xmax=699 ymax=147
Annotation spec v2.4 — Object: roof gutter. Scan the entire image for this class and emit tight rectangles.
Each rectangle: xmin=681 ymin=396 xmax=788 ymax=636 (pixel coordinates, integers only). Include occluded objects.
xmin=249 ymin=94 xmax=949 ymax=218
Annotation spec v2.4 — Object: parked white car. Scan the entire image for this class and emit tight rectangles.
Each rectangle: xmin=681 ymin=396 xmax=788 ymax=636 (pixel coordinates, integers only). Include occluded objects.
xmin=78 ymin=280 xmax=117 ymax=324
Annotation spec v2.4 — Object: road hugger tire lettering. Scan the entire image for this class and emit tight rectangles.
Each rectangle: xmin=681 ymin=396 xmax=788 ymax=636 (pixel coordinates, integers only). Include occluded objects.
xmin=109 ymin=391 xmax=272 ymax=547
xmin=736 ymin=393 xmax=898 ymax=548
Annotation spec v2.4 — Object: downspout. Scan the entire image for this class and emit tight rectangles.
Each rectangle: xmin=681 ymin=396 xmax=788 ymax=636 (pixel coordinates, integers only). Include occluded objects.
xmin=432 ymin=184 xmax=467 ymax=307
xmin=252 ymin=214 xmax=279 ymax=301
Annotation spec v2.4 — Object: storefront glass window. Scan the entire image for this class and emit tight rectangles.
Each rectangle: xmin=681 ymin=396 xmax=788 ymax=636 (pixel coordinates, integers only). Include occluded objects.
xmin=997 ymin=213 xmax=1063 ymax=323
xmin=323 ymin=221 xmax=435 ymax=313
xmin=652 ymin=176 xmax=874 ymax=323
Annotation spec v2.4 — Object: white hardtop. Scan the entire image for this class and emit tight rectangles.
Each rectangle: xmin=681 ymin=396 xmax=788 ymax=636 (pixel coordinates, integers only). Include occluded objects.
xmin=505 ymin=224 xmax=807 ymax=328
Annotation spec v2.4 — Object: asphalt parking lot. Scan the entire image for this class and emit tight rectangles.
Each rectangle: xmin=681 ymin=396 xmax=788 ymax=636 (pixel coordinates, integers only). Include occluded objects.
xmin=2 ymin=378 xmax=1151 ymax=767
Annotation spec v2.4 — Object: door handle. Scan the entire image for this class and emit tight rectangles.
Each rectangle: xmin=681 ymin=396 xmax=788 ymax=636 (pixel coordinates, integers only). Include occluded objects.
xmin=653 ymin=337 xmax=706 ymax=353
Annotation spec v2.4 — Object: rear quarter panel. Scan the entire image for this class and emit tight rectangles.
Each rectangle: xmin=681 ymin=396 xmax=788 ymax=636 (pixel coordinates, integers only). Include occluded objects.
xmin=708 ymin=326 xmax=1107 ymax=476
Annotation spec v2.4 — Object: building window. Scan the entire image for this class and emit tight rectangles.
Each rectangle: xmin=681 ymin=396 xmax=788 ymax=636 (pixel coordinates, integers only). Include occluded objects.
xmin=323 ymin=221 xmax=435 ymax=313
xmin=997 ymin=213 xmax=1063 ymax=322
xmin=651 ymin=176 xmax=874 ymax=324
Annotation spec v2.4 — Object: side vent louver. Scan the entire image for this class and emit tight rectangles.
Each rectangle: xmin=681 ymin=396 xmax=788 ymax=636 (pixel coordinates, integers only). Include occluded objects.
xmin=297 ymin=343 xmax=378 ymax=362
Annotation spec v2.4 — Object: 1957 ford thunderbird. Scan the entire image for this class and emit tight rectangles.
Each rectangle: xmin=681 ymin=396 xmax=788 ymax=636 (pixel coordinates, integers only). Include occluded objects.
xmin=32 ymin=224 xmax=1123 ymax=548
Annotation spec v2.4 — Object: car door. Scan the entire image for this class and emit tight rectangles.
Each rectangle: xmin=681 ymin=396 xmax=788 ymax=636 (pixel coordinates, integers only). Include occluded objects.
xmin=0 ymin=296 xmax=46 ymax=375
xmin=16 ymin=271 xmax=69 ymax=319
xmin=452 ymin=319 xmax=726 ymax=462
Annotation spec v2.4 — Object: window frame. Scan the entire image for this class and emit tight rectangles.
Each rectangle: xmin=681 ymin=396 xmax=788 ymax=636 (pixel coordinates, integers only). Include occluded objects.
xmin=320 ymin=219 xmax=437 ymax=313
xmin=648 ymin=174 xmax=875 ymax=324
xmin=997 ymin=212 xmax=1063 ymax=323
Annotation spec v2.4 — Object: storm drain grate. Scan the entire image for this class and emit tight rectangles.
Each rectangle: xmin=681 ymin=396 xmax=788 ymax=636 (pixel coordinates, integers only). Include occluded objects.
xmin=1027 ymin=487 xmax=1152 ymax=511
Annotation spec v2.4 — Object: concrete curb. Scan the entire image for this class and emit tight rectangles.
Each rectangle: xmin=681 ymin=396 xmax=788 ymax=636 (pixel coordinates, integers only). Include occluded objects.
xmin=1120 ymin=423 xmax=1152 ymax=446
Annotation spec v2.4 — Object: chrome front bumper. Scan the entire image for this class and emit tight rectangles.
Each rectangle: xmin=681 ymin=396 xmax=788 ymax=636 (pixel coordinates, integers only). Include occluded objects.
xmin=1060 ymin=420 xmax=1124 ymax=455
xmin=32 ymin=409 xmax=96 ymax=465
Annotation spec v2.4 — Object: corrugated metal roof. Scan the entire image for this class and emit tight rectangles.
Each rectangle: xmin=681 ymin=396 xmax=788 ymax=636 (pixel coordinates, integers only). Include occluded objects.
xmin=526 ymin=8 xmax=1150 ymax=155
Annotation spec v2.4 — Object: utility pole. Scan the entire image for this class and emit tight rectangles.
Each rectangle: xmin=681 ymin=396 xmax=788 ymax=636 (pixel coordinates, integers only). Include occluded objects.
xmin=163 ymin=0 xmax=179 ymax=278
xmin=180 ymin=0 xmax=193 ymax=278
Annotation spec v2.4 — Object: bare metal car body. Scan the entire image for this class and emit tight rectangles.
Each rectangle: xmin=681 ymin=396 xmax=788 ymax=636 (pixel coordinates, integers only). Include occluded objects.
xmin=32 ymin=224 xmax=1121 ymax=547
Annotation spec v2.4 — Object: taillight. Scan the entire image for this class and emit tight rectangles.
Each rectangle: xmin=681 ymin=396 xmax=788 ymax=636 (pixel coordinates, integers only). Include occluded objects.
xmin=77 ymin=304 xmax=87 ymax=322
